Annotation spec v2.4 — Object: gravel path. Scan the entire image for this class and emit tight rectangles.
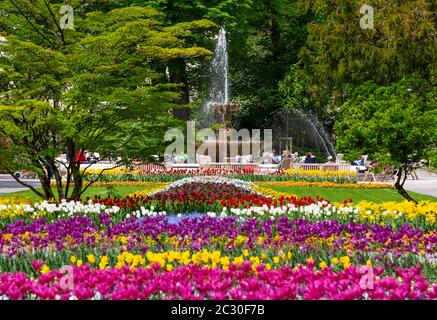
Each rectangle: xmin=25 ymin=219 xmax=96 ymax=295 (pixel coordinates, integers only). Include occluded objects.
xmin=403 ymin=169 xmax=437 ymax=197
xmin=0 ymin=174 xmax=41 ymax=194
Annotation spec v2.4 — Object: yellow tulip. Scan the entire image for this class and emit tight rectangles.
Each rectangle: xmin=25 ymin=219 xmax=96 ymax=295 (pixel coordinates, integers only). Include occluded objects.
xmin=41 ymin=265 xmax=50 ymax=274
xmin=87 ymin=254 xmax=96 ymax=265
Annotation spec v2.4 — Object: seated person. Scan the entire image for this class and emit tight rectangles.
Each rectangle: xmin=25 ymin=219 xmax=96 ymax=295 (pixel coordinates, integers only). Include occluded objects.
xmin=304 ymin=153 xmax=313 ymax=164
xmin=351 ymin=156 xmax=366 ymax=166
xmin=355 ymin=159 xmax=378 ymax=173
xmin=273 ymin=154 xmax=282 ymax=164
xmin=368 ymin=159 xmax=378 ymax=169
xmin=86 ymin=151 xmax=100 ymax=164
xmin=325 ymin=156 xmax=334 ymax=164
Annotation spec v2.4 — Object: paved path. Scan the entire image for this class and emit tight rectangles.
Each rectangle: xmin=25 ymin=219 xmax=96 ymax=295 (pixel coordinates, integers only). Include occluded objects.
xmin=403 ymin=169 xmax=437 ymax=197
xmin=0 ymin=174 xmax=41 ymax=194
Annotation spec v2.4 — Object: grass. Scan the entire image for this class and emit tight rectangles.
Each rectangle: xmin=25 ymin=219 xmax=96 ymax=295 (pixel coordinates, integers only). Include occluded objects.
xmin=269 ymin=186 xmax=437 ymax=203
xmin=1 ymin=184 xmax=436 ymax=204
xmin=0 ymin=185 xmax=153 ymax=203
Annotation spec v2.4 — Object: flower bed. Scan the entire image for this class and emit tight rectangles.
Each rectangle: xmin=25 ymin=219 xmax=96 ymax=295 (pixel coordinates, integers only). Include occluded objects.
xmin=0 ymin=178 xmax=435 ymax=300
xmin=1 ymin=264 xmax=435 ymax=300
xmin=1 ymin=178 xmax=435 ymax=229
xmin=84 ymin=168 xmax=357 ymax=183
xmin=0 ymin=214 xmax=436 ymax=299
xmin=1 ymin=215 xmax=435 ymax=258
xmin=256 ymin=181 xmax=394 ymax=189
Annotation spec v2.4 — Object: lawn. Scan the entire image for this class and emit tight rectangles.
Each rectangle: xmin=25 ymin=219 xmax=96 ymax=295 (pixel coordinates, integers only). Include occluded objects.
xmin=2 ymin=184 xmax=436 ymax=204
xmin=0 ymin=185 xmax=154 ymax=202
xmin=268 ymin=186 xmax=437 ymax=203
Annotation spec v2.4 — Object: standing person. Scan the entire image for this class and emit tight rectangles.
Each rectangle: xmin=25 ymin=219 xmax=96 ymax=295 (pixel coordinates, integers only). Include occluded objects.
xmin=281 ymin=150 xmax=292 ymax=169
xmin=75 ymin=149 xmax=86 ymax=164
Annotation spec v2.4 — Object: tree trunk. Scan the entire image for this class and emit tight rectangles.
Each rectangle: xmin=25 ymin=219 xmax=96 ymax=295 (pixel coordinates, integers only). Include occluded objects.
xmin=33 ymin=158 xmax=55 ymax=201
xmin=394 ymin=165 xmax=417 ymax=203
xmin=64 ymin=141 xmax=75 ymax=199
xmin=38 ymin=174 xmax=54 ymax=201
xmin=70 ymin=154 xmax=83 ymax=201
xmin=50 ymin=160 xmax=64 ymax=201
xmin=269 ymin=0 xmax=282 ymax=81
xmin=71 ymin=174 xmax=83 ymax=201
xmin=168 ymin=58 xmax=191 ymax=120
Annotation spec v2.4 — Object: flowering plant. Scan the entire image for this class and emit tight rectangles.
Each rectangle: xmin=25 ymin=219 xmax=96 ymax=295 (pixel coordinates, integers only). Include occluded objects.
xmin=84 ymin=168 xmax=357 ymax=183
xmin=0 ymin=178 xmax=435 ymax=300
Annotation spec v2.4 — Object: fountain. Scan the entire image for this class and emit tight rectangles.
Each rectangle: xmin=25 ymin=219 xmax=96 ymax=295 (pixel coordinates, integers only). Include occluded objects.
xmin=195 ymin=27 xmax=269 ymax=163
xmin=201 ymin=27 xmax=240 ymax=129
xmin=196 ymin=28 xmax=333 ymax=163
xmin=264 ymin=108 xmax=336 ymax=159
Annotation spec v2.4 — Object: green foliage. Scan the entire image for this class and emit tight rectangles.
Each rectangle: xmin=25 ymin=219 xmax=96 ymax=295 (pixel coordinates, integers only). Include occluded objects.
xmin=297 ymin=0 xmax=437 ymax=110
xmin=335 ymin=76 xmax=437 ymax=165
xmin=424 ymin=149 xmax=437 ymax=169
xmin=232 ymin=0 xmax=313 ymax=127
xmin=0 ymin=1 xmax=213 ymax=200
xmin=0 ymin=0 xmax=435 ymax=202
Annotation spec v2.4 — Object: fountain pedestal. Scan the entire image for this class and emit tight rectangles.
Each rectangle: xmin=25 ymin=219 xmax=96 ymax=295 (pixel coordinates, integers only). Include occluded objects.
xmin=199 ymin=102 xmax=265 ymax=163
xmin=209 ymin=102 xmax=240 ymax=129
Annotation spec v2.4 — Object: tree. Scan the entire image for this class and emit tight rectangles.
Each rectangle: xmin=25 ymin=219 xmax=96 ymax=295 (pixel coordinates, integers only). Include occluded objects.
xmin=138 ymin=0 xmax=254 ymax=119
xmin=141 ymin=1 xmax=314 ymax=128
xmin=231 ymin=0 xmax=313 ymax=128
xmin=296 ymin=0 xmax=436 ymax=114
xmin=0 ymin=1 xmax=213 ymax=201
xmin=335 ymin=76 xmax=437 ymax=202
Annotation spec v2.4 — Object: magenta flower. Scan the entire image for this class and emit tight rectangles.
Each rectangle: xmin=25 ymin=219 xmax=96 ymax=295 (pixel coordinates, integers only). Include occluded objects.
xmin=31 ymin=260 xmax=44 ymax=272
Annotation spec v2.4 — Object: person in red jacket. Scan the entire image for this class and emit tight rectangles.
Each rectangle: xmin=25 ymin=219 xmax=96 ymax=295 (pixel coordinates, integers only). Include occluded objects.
xmin=75 ymin=149 xmax=86 ymax=164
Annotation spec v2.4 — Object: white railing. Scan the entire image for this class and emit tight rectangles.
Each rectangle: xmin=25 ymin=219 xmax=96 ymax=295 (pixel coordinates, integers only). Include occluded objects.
xmin=134 ymin=163 xmax=166 ymax=171
xmin=292 ymin=163 xmax=352 ymax=172
xmin=205 ymin=163 xmax=260 ymax=172
xmin=133 ymin=162 xmax=351 ymax=172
